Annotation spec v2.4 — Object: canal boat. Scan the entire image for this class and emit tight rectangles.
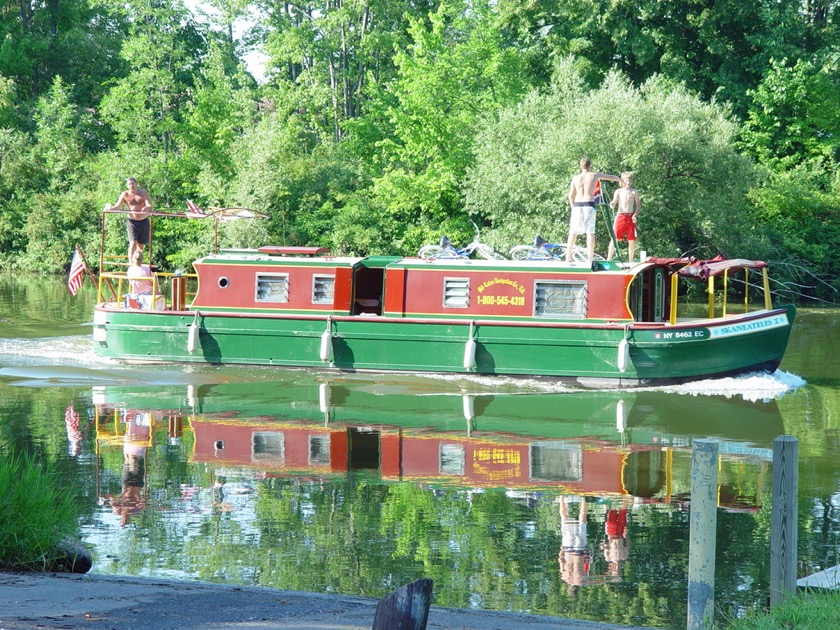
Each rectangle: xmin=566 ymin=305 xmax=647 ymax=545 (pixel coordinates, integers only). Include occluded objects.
xmin=92 ymin=214 xmax=795 ymax=386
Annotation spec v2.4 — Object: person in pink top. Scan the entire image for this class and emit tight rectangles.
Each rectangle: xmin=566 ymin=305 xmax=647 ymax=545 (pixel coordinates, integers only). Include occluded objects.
xmin=127 ymin=250 xmax=154 ymax=295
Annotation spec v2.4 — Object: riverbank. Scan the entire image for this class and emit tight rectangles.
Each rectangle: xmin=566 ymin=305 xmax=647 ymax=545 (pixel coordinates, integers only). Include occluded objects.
xmin=0 ymin=571 xmax=654 ymax=630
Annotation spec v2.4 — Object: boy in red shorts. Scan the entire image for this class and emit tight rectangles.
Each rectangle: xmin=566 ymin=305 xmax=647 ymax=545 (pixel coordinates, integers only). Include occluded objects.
xmin=607 ymin=172 xmax=641 ymax=261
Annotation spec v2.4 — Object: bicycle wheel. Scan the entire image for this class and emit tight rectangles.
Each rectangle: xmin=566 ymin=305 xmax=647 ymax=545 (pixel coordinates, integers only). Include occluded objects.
xmin=418 ymin=245 xmax=443 ymax=260
xmin=436 ymin=247 xmax=463 ymax=259
xmin=546 ymin=244 xmax=568 ymax=259
xmin=509 ymin=245 xmax=549 ymax=261
xmin=568 ymin=247 xmax=605 ymax=262
xmin=476 ymin=244 xmax=508 ymax=260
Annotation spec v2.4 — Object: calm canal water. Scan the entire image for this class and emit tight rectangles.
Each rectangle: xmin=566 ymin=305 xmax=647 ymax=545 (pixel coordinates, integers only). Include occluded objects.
xmin=0 ymin=274 xmax=838 ymax=628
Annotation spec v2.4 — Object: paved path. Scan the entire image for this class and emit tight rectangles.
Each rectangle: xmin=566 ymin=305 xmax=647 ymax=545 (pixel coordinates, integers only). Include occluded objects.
xmin=0 ymin=572 xmax=655 ymax=630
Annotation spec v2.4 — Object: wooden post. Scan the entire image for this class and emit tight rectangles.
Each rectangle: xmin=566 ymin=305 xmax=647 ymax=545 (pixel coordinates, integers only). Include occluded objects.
xmin=770 ymin=435 xmax=799 ymax=607
xmin=687 ymin=439 xmax=719 ymax=630
xmin=372 ymin=578 xmax=433 ymax=630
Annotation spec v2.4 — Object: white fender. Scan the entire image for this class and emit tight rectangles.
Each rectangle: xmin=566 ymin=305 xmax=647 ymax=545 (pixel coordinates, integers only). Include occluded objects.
xmin=617 ymin=337 xmax=629 ymax=373
xmin=320 ymin=330 xmax=332 ymax=362
xmin=187 ymin=323 xmax=199 ymax=354
xmin=616 ymin=399 xmax=627 ymax=433
xmin=319 ymin=382 xmax=330 ymax=414
xmin=462 ymin=394 xmax=475 ymax=422
xmin=463 ymin=338 xmax=477 ymax=370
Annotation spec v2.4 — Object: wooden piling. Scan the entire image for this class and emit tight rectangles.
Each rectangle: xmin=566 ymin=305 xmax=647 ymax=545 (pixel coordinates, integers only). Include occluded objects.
xmin=687 ymin=438 xmax=719 ymax=630
xmin=372 ymin=578 xmax=433 ymax=630
xmin=770 ymin=435 xmax=799 ymax=607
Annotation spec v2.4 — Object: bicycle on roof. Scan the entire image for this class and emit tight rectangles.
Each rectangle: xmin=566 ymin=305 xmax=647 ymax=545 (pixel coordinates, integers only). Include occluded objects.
xmin=508 ymin=235 xmax=604 ymax=262
xmin=418 ymin=221 xmax=507 ymax=261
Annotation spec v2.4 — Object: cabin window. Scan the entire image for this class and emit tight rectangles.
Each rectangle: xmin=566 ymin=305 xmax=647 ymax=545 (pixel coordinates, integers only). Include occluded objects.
xmin=252 ymin=431 xmax=285 ymax=462
xmin=443 ymin=277 xmax=470 ymax=308
xmin=440 ymin=444 xmax=465 ymax=475
xmin=312 ymin=275 xmax=335 ymax=305
xmin=534 ymin=280 xmax=587 ymax=318
xmin=255 ymin=273 xmax=289 ymax=303
xmin=309 ymin=435 xmax=331 ymax=465
xmin=530 ymin=442 xmax=583 ymax=482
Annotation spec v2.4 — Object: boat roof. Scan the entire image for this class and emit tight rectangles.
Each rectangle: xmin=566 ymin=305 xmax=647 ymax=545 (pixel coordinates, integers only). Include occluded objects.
xmin=674 ymin=256 xmax=768 ymax=279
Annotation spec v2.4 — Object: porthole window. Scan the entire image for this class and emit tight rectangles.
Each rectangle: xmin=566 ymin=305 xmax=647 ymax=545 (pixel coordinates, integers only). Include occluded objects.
xmin=218 ymin=276 xmax=229 ymax=289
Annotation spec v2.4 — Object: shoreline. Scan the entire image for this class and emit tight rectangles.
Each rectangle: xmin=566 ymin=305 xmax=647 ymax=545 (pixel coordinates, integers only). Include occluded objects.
xmin=0 ymin=571 xmax=655 ymax=630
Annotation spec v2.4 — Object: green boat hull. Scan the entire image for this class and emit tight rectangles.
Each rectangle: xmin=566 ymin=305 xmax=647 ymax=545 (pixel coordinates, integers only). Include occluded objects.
xmin=93 ymin=304 xmax=796 ymax=386
xmin=94 ymin=377 xmax=785 ymax=450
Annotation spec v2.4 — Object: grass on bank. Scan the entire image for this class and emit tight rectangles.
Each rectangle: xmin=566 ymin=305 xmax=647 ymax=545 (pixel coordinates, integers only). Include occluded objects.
xmin=0 ymin=450 xmax=79 ymax=570
xmin=725 ymin=590 xmax=840 ymax=629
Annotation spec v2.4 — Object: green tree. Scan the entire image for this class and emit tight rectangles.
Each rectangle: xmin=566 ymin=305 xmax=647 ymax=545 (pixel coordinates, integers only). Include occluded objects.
xmin=497 ymin=0 xmax=809 ymax=117
xmin=354 ymin=0 xmax=530 ymax=252
xmin=0 ymin=129 xmax=43 ymax=265
xmin=258 ymin=0 xmax=436 ymax=141
xmin=98 ymin=0 xmax=203 ymax=205
xmin=745 ymin=166 xmax=840 ymax=299
xmin=466 ymin=63 xmax=757 ymax=260
xmin=32 ymin=76 xmax=86 ymax=190
xmin=0 ymin=75 xmax=14 ymax=127
xmin=181 ymin=40 xmax=258 ymax=190
xmin=0 ymin=0 xmax=126 ymax=108
xmin=740 ymin=58 xmax=840 ymax=170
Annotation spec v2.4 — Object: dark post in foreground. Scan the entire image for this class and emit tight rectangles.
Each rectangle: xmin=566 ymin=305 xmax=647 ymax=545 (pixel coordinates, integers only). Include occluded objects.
xmin=770 ymin=435 xmax=799 ymax=607
xmin=372 ymin=578 xmax=433 ymax=630
xmin=687 ymin=438 xmax=719 ymax=630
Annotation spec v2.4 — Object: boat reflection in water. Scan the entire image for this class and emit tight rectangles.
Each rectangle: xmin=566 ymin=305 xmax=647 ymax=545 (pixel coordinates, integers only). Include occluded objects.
xmin=90 ymin=376 xmax=784 ymax=602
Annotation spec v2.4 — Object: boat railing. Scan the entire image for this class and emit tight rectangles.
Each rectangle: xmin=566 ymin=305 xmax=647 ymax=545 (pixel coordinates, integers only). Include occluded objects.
xmin=97 ymin=270 xmax=199 ymax=312
xmin=668 ymin=264 xmax=772 ymax=325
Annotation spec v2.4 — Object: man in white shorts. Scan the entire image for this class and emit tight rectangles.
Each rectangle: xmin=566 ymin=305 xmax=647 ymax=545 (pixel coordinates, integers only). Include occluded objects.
xmin=567 ymin=158 xmax=621 ymax=263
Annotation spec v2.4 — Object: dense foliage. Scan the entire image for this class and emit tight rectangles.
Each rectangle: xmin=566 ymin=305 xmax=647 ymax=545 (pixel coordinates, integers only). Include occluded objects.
xmin=0 ymin=0 xmax=837 ymax=300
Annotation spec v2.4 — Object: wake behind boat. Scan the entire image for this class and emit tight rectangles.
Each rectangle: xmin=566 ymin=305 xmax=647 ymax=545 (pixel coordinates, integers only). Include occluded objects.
xmin=90 ymin=210 xmax=795 ymax=387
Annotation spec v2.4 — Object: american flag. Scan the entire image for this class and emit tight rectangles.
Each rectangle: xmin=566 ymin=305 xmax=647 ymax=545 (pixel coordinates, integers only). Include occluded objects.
xmin=67 ymin=246 xmax=86 ymax=296
xmin=186 ymin=199 xmax=205 ymax=215
xmin=593 ymin=180 xmax=602 ymax=205
xmin=65 ymin=404 xmax=82 ymax=456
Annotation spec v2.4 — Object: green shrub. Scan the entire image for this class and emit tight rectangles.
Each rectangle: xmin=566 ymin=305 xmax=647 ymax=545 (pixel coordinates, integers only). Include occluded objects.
xmin=0 ymin=451 xmax=79 ymax=570
xmin=725 ymin=590 xmax=840 ymax=629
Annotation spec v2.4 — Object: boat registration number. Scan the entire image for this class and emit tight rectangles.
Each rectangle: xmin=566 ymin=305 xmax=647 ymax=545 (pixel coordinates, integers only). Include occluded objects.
xmin=649 ymin=329 xmax=710 ymax=341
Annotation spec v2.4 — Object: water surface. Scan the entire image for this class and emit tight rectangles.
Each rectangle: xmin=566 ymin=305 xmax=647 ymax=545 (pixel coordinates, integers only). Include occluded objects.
xmin=1 ymin=276 xmax=837 ymax=628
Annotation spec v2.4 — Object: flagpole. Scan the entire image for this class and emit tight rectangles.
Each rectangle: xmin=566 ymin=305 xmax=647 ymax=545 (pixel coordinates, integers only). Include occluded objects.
xmin=76 ymin=243 xmax=116 ymax=301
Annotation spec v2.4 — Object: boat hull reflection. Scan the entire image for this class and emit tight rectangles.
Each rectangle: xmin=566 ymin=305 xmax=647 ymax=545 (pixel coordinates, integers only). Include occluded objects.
xmin=93 ymin=379 xmax=784 ymax=508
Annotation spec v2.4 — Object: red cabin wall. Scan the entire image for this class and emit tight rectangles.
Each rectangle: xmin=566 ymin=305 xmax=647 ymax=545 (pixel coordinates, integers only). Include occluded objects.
xmin=394 ymin=267 xmax=632 ymax=320
xmin=380 ymin=433 xmax=402 ymax=477
xmin=192 ymin=262 xmax=352 ymax=312
xmin=383 ymin=268 xmax=407 ymax=314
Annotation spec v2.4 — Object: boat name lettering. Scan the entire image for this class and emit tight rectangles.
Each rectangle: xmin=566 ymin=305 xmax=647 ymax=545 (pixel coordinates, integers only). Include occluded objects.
xmin=473 ymin=448 xmax=522 ymax=481
xmin=477 ymin=295 xmax=526 ymax=307
xmin=477 ymin=278 xmax=526 ymax=294
xmin=710 ymin=314 xmax=789 ymax=339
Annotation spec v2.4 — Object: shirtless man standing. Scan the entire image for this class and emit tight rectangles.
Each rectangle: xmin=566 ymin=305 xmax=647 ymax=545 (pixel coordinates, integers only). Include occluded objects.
xmin=567 ymin=158 xmax=621 ymax=263
xmin=108 ymin=178 xmax=153 ymax=261
xmin=607 ymin=172 xmax=641 ymax=261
